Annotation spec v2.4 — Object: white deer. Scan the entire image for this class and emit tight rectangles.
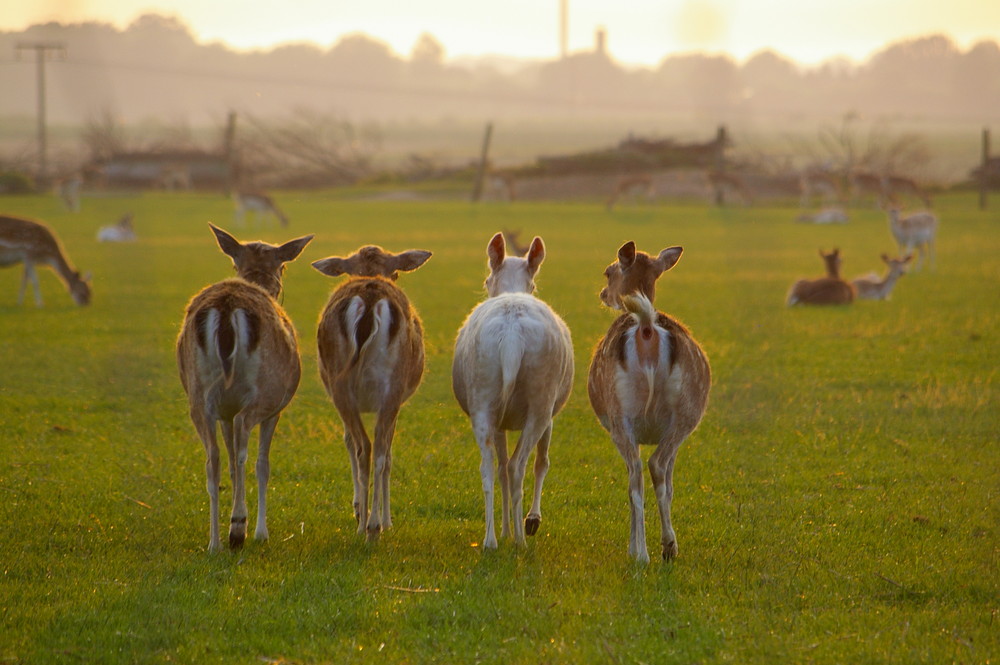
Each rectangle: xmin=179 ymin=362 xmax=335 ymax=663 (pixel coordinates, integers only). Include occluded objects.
xmin=0 ymin=214 xmax=91 ymax=306
xmin=588 ymin=241 xmax=711 ymax=562
xmin=852 ymin=254 xmax=913 ymax=300
xmin=312 ymin=245 xmax=432 ymax=540
xmin=452 ymin=232 xmax=574 ymax=549
xmin=176 ymin=224 xmax=313 ymax=552
xmin=97 ymin=213 xmax=137 ymax=242
xmin=887 ymin=207 xmax=938 ymax=271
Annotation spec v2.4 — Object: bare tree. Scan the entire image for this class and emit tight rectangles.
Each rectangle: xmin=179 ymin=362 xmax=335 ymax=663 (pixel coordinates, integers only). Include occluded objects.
xmin=81 ymin=107 xmax=128 ymax=162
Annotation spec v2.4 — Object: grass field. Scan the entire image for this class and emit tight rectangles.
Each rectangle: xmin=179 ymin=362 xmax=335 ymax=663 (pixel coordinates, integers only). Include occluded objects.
xmin=0 ymin=190 xmax=997 ymax=664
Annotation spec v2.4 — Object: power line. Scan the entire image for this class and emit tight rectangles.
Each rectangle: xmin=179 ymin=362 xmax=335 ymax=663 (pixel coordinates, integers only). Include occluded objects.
xmin=14 ymin=42 xmax=66 ymax=183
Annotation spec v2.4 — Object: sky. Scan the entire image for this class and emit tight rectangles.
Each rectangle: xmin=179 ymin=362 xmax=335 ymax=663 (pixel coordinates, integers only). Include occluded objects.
xmin=5 ymin=0 xmax=999 ymax=66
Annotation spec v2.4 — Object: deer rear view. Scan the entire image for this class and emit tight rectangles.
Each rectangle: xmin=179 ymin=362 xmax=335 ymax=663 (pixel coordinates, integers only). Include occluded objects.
xmin=312 ymin=245 xmax=432 ymax=540
xmin=588 ymin=241 xmax=711 ymax=562
xmin=452 ymin=232 xmax=574 ymax=550
xmin=177 ymin=224 xmax=312 ymax=551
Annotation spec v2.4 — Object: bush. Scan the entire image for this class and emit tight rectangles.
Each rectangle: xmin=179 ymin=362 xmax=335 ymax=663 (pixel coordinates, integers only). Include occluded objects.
xmin=0 ymin=171 xmax=35 ymax=194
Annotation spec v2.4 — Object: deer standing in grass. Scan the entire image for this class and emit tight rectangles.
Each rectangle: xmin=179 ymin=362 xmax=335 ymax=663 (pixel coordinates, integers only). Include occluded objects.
xmin=234 ymin=190 xmax=289 ymax=227
xmin=452 ymin=232 xmax=574 ymax=550
xmin=0 ymin=214 xmax=91 ymax=306
xmin=588 ymin=242 xmax=710 ymax=563
xmin=606 ymin=174 xmax=654 ymax=211
xmin=852 ymin=254 xmax=913 ymax=300
xmin=705 ymin=170 xmax=753 ymax=206
xmin=887 ymin=207 xmax=938 ymax=271
xmin=312 ymin=245 xmax=432 ymax=540
xmin=786 ymin=248 xmax=855 ymax=306
xmin=177 ymin=224 xmax=313 ymax=552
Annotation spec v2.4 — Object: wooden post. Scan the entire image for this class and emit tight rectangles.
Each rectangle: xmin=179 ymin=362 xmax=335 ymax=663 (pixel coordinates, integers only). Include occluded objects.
xmin=714 ymin=125 xmax=727 ymax=206
xmin=980 ymin=127 xmax=990 ymax=211
xmin=223 ymin=111 xmax=238 ymax=196
xmin=472 ymin=122 xmax=493 ymax=202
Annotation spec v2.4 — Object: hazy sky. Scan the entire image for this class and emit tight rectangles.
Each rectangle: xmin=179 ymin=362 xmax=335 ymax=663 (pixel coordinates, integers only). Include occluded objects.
xmin=6 ymin=0 xmax=999 ymax=65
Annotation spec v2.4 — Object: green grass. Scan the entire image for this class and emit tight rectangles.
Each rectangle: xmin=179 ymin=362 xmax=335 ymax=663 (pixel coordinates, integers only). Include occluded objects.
xmin=0 ymin=191 xmax=997 ymax=664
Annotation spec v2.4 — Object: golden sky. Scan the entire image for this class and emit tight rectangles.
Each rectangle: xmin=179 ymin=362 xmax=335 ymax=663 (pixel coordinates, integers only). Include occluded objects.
xmin=6 ymin=0 xmax=999 ymax=65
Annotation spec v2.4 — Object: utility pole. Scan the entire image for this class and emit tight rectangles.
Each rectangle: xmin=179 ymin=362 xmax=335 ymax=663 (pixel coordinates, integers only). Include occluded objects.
xmin=15 ymin=42 xmax=66 ymax=188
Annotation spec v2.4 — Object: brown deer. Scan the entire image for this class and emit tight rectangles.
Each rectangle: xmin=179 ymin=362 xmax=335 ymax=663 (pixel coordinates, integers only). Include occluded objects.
xmin=606 ymin=174 xmax=654 ymax=211
xmin=452 ymin=233 xmax=574 ymax=550
xmin=705 ymin=170 xmax=753 ymax=206
xmin=886 ymin=207 xmax=938 ymax=271
xmin=786 ymin=248 xmax=855 ymax=306
xmin=852 ymin=254 xmax=912 ymax=300
xmin=588 ymin=241 xmax=711 ymax=562
xmin=176 ymin=224 xmax=313 ymax=551
xmin=0 ymin=214 xmax=91 ymax=306
xmin=312 ymin=245 xmax=432 ymax=540
xmin=882 ymin=174 xmax=932 ymax=208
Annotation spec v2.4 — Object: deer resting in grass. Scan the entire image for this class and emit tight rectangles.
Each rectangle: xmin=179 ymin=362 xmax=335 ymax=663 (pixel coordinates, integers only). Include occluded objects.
xmin=177 ymin=224 xmax=313 ymax=552
xmin=786 ymin=248 xmax=855 ymax=306
xmin=588 ymin=242 xmax=710 ymax=562
xmin=0 ymin=214 xmax=91 ymax=306
xmin=852 ymin=254 xmax=912 ymax=301
xmin=452 ymin=232 xmax=574 ymax=549
xmin=312 ymin=245 xmax=432 ymax=540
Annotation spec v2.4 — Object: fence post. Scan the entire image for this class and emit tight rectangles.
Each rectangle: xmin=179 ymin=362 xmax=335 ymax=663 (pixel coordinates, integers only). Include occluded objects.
xmin=472 ymin=122 xmax=494 ymax=202
xmin=980 ymin=127 xmax=990 ymax=211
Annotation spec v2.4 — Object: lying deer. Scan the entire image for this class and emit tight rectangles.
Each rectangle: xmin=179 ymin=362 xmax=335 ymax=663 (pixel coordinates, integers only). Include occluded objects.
xmin=0 ymin=214 xmax=91 ymax=306
xmin=588 ymin=242 xmax=711 ymax=562
xmin=886 ymin=207 xmax=937 ymax=271
xmin=97 ymin=213 xmax=137 ymax=242
xmin=312 ymin=245 xmax=432 ymax=540
xmin=176 ymin=224 xmax=313 ymax=551
xmin=852 ymin=254 xmax=912 ymax=300
xmin=452 ymin=232 xmax=574 ymax=549
xmin=786 ymin=248 xmax=855 ymax=306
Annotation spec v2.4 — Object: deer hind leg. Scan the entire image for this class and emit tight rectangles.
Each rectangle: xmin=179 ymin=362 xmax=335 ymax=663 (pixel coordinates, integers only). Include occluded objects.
xmin=472 ymin=412 xmax=499 ymax=550
xmin=648 ymin=437 xmax=683 ymax=561
xmin=226 ymin=415 xmax=253 ymax=549
xmin=494 ymin=430 xmax=511 ymax=540
xmin=254 ymin=414 xmax=279 ymax=542
xmin=507 ymin=413 xmax=551 ymax=546
xmin=612 ymin=420 xmax=648 ymax=563
xmin=367 ymin=409 xmax=400 ymax=539
xmin=19 ymin=262 xmax=42 ymax=307
xmin=524 ymin=423 xmax=552 ymax=537
xmin=338 ymin=405 xmax=371 ymax=536
xmin=196 ymin=415 xmax=223 ymax=553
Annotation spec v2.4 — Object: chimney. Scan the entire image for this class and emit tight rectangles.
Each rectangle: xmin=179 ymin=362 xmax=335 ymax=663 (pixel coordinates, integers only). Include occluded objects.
xmin=595 ymin=27 xmax=606 ymax=55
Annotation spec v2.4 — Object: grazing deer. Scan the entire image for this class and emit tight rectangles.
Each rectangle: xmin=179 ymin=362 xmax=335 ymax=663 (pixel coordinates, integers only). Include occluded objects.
xmin=452 ymin=232 xmax=574 ymax=549
xmin=176 ymin=224 xmax=313 ymax=552
xmin=799 ymin=168 xmax=846 ymax=209
xmin=501 ymin=228 xmax=531 ymax=257
xmin=786 ymin=248 xmax=855 ymax=306
xmin=588 ymin=242 xmax=711 ymax=562
xmin=0 ymin=214 xmax=91 ymax=306
xmin=882 ymin=174 xmax=932 ymax=208
xmin=849 ymin=169 xmax=887 ymax=208
xmin=705 ymin=170 xmax=753 ymax=206
xmin=606 ymin=174 xmax=654 ymax=211
xmin=234 ymin=190 xmax=289 ymax=227
xmin=97 ymin=213 xmax=137 ymax=242
xmin=852 ymin=254 xmax=913 ymax=300
xmin=886 ymin=208 xmax=937 ymax=271
xmin=312 ymin=245 xmax=432 ymax=540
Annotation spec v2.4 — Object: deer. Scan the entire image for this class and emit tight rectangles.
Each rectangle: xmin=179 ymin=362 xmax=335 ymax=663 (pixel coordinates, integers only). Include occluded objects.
xmin=0 ymin=214 xmax=91 ymax=307
xmin=606 ymin=174 xmax=654 ymax=211
xmin=311 ymin=244 xmax=432 ymax=540
xmin=795 ymin=208 xmax=849 ymax=224
xmin=55 ymin=173 xmax=83 ymax=212
xmin=97 ymin=212 xmax=137 ymax=242
xmin=786 ymin=248 xmax=856 ymax=306
xmin=849 ymin=169 xmax=888 ymax=208
xmin=886 ymin=207 xmax=938 ymax=271
xmin=705 ymin=170 xmax=753 ymax=206
xmin=234 ymin=190 xmax=289 ymax=227
xmin=176 ymin=224 xmax=313 ymax=552
xmin=882 ymin=173 xmax=932 ymax=208
xmin=452 ymin=232 xmax=574 ymax=550
xmin=852 ymin=254 xmax=913 ymax=300
xmin=588 ymin=242 xmax=711 ymax=563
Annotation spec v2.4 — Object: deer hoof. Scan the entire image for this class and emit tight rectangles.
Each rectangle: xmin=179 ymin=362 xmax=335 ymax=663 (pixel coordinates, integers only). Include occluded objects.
xmin=229 ymin=517 xmax=247 ymax=549
xmin=524 ymin=516 xmax=541 ymax=536
xmin=662 ymin=541 xmax=678 ymax=561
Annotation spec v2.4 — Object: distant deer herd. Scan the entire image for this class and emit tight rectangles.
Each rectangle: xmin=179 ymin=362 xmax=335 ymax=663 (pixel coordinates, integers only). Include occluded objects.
xmin=0 ymin=166 xmax=941 ymax=560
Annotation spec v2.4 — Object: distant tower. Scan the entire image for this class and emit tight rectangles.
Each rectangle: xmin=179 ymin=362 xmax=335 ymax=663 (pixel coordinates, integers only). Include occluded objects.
xmin=560 ymin=0 xmax=568 ymax=59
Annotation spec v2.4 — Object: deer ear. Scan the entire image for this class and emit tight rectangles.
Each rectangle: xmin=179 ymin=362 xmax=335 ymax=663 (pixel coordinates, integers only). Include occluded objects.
xmin=391 ymin=249 xmax=432 ymax=273
xmin=656 ymin=246 xmax=683 ymax=273
xmin=526 ymin=237 xmax=545 ymax=273
xmin=881 ymin=253 xmax=890 ymax=262
xmin=210 ymin=224 xmax=243 ymax=261
xmin=488 ymin=232 xmax=506 ymax=271
xmin=277 ymin=234 xmax=313 ymax=263
xmin=311 ymin=257 xmax=348 ymax=277
xmin=617 ymin=241 xmax=636 ymax=269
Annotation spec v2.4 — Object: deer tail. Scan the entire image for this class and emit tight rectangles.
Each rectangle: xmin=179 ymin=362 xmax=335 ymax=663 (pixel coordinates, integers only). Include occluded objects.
xmin=621 ymin=293 xmax=660 ymax=414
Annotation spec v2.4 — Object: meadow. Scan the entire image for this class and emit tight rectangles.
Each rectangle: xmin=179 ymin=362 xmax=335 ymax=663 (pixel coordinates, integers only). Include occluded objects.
xmin=0 ymin=189 xmax=997 ymax=664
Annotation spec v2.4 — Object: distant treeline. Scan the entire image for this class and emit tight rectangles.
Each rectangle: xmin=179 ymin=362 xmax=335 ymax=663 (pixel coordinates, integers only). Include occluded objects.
xmin=1 ymin=14 xmax=998 ymax=124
